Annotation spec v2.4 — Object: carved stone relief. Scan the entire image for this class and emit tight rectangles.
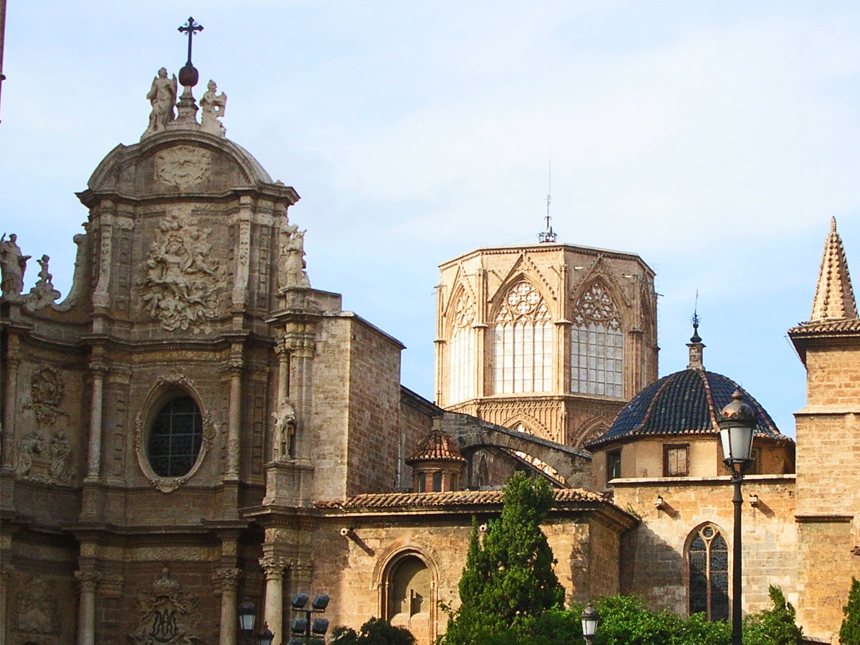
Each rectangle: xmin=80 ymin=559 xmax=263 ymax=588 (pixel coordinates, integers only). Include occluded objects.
xmin=277 ymin=223 xmax=311 ymax=290
xmin=16 ymin=368 xmax=74 ymax=485
xmin=271 ymin=399 xmax=297 ymax=462
xmin=27 ymin=367 xmax=65 ymax=425
xmin=15 ymin=575 xmax=61 ymax=637
xmin=25 ymin=255 xmax=61 ymax=310
xmin=138 ymin=211 xmax=225 ymax=333
xmin=134 ymin=373 xmax=216 ymax=493
xmin=129 ymin=568 xmax=202 ymax=645
xmin=154 ymin=146 xmax=211 ymax=189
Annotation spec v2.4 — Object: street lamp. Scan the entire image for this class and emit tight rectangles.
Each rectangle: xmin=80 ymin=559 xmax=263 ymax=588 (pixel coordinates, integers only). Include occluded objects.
xmin=238 ymin=599 xmax=275 ymax=645
xmin=580 ymin=602 xmax=600 ymax=645
xmin=719 ymin=389 xmax=756 ymax=645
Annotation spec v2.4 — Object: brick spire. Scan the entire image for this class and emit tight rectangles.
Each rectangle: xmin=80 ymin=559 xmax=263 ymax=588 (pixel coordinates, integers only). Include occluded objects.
xmin=810 ymin=217 xmax=858 ymax=322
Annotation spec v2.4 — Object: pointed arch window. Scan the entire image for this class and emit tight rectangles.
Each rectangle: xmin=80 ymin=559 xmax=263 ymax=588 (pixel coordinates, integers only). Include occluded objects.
xmin=493 ymin=281 xmax=553 ymax=394
xmin=571 ymin=282 xmax=624 ymax=397
xmin=448 ymin=293 xmax=475 ymax=405
xmin=688 ymin=524 xmax=729 ymax=621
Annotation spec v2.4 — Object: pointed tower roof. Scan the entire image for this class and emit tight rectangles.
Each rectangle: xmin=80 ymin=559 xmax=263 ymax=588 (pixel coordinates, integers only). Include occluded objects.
xmin=809 ymin=217 xmax=857 ymax=322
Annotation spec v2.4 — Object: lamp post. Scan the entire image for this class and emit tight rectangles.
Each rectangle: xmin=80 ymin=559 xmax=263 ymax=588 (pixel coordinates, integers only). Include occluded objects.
xmin=580 ymin=602 xmax=600 ymax=645
xmin=238 ymin=598 xmax=275 ymax=645
xmin=289 ymin=593 xmax=330 ymax=644
xmin=719 ymin=389 xmax=756 ymax=645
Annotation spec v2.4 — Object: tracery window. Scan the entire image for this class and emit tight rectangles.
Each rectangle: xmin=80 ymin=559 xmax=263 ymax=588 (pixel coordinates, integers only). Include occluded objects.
xmin=493 ymin=281 xmax=553 ymax=394
xmin=448 ymin=293 xmax=475 ymax=404
xmin=148 ymin=396 xmax=203 ymax=478
xmin=688 ymin=524 xmax=729 ymax=621
xmin=571 ymin=282 xmax=624 ymax=397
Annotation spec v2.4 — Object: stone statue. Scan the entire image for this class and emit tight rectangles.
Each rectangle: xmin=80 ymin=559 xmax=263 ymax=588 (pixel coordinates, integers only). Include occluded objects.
xmin=279 ymin=225 xmax=311 ymax=289
xmin=0 ymin=233 xmax=30 ymax=297
xmin=200 ymin=80 xmax=227 ymax=136
xmin=271 ymin=400 xmax=297 ymax=461
xmin=16 ymin=431 xmax=44 ymax=477
xmin=145 ymin=68 xmax=178 ymax=136
xmin=48 ymin=430 xmax=72 ymax=484
xmin=26 ymin=254 xmax=61 ymax=310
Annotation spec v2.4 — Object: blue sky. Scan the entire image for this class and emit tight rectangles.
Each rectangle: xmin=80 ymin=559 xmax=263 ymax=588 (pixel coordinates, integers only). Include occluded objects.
xmin=4 ymin=1 xmax=860 ymax=437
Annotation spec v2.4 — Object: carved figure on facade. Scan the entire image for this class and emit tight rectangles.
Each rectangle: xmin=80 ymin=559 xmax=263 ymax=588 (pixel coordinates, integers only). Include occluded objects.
xmin=154 ymin=146 xmax=212 ymax=189
xmin=25 ymin=255 xmax=62 ymax=310
xmin=271 ymin=399 xmax=297 ymax=462
xmin=129 ymin=568 xmax=202 ymax=645
xmin=144 ymin=68 xmax=178 ymax=137
xmin=0 ymin=233 xmax=30 ymax=298
xmin=16 ymin=431 xmax=44 ymax=476
xmin=48 ymin=430 xmax=73 ymax=484
xmin=15 ymin=575 xmax=60 ymax=635
xmin=278 ymin=223 xmax=311 ymax=289
xmin=139 ymin=213 xmax=224 ymax=332
xmin=25 ymin=367 xmax=66 ymax=425
xmin=200 ymin=80 xmax=227 ymax=136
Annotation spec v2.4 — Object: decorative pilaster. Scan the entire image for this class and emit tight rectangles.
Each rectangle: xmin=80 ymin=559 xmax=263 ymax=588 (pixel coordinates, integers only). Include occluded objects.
xmin=284 ymin=324 xmax=315 ymax=460
xmin=92 ymin=208 xmax=115 ymax=312
xmin=259 ymin=556 xmax=287 ymax=645
xmin=213 ymin=568 xmax=242 ymax=645
xmin=1 ymin=353 xmax=20 ymax=469
xmin=0 ymin=565 xmax=13 ymax=645
xmin=85 ymin=360 xmax=108 ymax=482
xmin=275 ymin=342 xmax=289 ymax=405
xmin=75 ymin=570 xmax=102 ymax=645
xmin=225 ymin=350 xmax=243 ymax=481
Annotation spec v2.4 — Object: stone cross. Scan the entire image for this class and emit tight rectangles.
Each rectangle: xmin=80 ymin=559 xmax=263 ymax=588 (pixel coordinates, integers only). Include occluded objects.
xmin=178 ymin=17 xmax=203 ymax=65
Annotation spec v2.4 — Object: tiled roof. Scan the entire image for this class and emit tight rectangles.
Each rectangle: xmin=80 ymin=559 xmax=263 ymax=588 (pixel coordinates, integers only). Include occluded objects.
xmin=406 ymin=429 xmax=466 ymax=464
xmin=586 ymin=368 xmax=788 ymax=448
xmin=315 ymin=488 xmax=607 ymax=510
xmin=788 ymin=318 xmax=860 ymax=335
xmin=809 ymin=218 xmax=857 ymax=323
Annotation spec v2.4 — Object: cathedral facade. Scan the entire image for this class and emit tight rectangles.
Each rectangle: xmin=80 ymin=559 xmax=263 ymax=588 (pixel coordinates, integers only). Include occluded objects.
xmin=1 ymin=59 xmax=859 ymax=645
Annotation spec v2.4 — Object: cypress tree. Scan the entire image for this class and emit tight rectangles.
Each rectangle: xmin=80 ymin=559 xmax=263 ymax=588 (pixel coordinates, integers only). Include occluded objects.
xmin=840 ymin=577 xmax=860 ymax=645
xmin=442 ymin=472 xmax=565 ymax=644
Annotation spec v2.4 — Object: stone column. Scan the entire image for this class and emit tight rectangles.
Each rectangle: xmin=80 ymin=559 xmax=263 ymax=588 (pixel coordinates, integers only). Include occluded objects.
xmin=1 ymin=352 xmax=20 ymax=469
xmin=0 ymin=565 xmax=12 ymax=645
xmin=259 ymin=556 xmax=287 ymax=645
xmin=225 ymin=352 xmax=243 ymax=480
xmin=85 ymin=361 xmax=108 ymax=482
xmin=275 ymin=343 xmax=289 ymax=404
xmin=284 ymin=324 xmax=314 ymax=460
xmin=75 ymin=570 xmax=101 ymax=645
xmin=213 ymin=568 xmax=242 ymax=645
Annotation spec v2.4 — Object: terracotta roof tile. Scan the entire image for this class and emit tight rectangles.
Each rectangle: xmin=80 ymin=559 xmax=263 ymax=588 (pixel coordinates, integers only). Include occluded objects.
xmin=315 ymin=488 xmax=607 ymax=510
xmin=809 ymin=218 xmax=858 ymax=323
xmin=406 ymin=429 xmax=466 ymax=464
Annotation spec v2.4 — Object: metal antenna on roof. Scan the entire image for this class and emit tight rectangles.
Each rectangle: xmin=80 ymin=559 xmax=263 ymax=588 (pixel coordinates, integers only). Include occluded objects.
xmin=539 ymin=160 xmax=557 ymax=243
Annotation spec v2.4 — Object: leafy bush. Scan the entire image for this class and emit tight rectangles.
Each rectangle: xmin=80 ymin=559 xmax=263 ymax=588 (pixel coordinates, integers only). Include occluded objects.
xmin=329 ymin=617 xmax=416 ymax=645
xmin=840 ymin=577 xmax=860 ymax=645
xmin=743 ymin=585 xmax=803 ymax=645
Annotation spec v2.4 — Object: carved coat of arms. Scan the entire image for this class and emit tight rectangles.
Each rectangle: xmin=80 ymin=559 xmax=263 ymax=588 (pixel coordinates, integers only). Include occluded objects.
xmin=129 ymin=568 xmax=203 ymax=645
xmin=139 ymin=212 xmax=224 ymax=332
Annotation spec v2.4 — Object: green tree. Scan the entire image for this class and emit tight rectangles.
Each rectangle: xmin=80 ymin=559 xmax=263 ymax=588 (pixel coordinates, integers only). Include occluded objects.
xmin=329 ymin=617 xmax=416 ymax=645
xmin=840 ymin=577 xmax=860 ymax=645
xmin=441 ymin=472 xmax=565 ymax=644
xmin=743 ymin=585 xmax=803 ymax=645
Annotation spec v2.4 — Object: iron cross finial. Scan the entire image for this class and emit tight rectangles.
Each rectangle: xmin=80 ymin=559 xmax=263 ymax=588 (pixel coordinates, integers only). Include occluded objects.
xmin=178 ymin=17 xmax=204 ymax=65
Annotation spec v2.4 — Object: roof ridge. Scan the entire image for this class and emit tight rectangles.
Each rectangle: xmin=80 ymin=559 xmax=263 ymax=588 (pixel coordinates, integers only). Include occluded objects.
xmin=810 ymin=217 xmax=858 ymax=322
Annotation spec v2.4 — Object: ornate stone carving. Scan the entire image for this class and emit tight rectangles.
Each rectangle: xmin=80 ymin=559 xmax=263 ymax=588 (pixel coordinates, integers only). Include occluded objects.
xmin=16 ymin=430 xmax=45 ymax=476
xmin=48 ymin=430 xmax=73 ymax=484
xmin=0 ymin=232 xmax=30 ymax=299
xmin=200 ymin=80 xmax=227 ymax=136
xmin=139 ymin=212 xmax=224 ymax=332
xmin=27 ymin=367 xmax=66 ymax=425
xmin=271 ymin=399 xmax=297 ymax=462
xmin=452 ymin=293 xmax=474 ymax=329
xmin=278 ymin=224 xmax=311 ymax=290
xmin=211 ymin=568 xmax=242 ymax=594
xmin=572 ymin=282 xmax=621 ymax=328
xmin=134 ymin=374 xmax=216 ymax=493
xmin=25 ymin=255 xmax=61 ymax=310
xmin=154 ymin=147 xmax=211 ymax=189
xmin=15 ymin=575 xmax=61 ymax=635
xmin=129 ymin=568 xmax=202 ymax=645
xmin=496 ymin=281 xmax=551 ymax=324
xmin=15 ymin=427 xmax=74 ymax=485
xmin=75 ymin=570 xmax=102 ymax=593
xmin=144 ymin=68 xmax=178 ymax=137
xmin=258 ymin=556 xmax=287 ymax=580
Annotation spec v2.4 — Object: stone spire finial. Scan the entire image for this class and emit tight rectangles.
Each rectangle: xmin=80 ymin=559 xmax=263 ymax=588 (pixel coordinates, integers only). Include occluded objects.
xmin=687 ymin=311 xmax=705 ymax=370
xmin=810 ymin=217 xmax=858 ymax=322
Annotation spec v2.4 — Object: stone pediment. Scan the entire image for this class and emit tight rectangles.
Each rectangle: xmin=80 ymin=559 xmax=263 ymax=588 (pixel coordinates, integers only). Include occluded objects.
xmin=83 ymin=131 xmax=293 ymax=201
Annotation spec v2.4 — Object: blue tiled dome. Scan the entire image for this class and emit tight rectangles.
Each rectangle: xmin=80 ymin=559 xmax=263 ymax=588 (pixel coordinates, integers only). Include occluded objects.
xmin=586 ymin=368 xmax=786 ymax=449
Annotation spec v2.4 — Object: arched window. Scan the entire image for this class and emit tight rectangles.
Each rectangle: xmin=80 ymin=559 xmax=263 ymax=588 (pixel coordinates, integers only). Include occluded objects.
xmin=688 ymin=524 xmax=729 ymax=621
xmin=448 ymin=292 xmax=475 ymax=404
xmin=571 ymin=282 xmax=624 ymax=397
xmin=493 ymin=281 xmax=553 ymax=394
xmin=387 ymin=555 xmax=432 ymax=642
xmin=148 ymin=396 xmax=203 ymax=477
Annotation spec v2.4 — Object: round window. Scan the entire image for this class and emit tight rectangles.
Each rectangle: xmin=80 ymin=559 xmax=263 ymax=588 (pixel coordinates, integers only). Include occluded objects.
xmin=148 ymin=396 xmax=203 ymax=477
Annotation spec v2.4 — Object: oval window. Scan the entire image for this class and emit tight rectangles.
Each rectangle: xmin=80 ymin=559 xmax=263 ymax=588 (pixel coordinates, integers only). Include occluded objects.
xmin=148 ymin=396 xmax=203 ymax=477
